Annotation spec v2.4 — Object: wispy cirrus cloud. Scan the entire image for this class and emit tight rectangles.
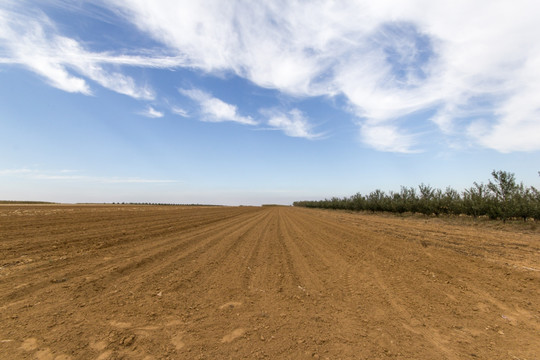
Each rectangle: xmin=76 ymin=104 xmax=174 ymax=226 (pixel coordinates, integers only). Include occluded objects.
xmin=262 ymin=109 xmax=322 ymax=140
xmin=139 ymin=106 xmax=164 ymax=118
xmin=179 ymin=88 xmax=256 ymax=125
xmin=0 ymin=168 xmax=176 ymax=183
xmin=102 ymin=0 xmax=540 ymax=153
xmin=0 ymin=168 xmax=35 ymax=175
xmin=2 ymin=1 xmax=540 ymax=152
xmin=171 ymin=106 xmax=189 ymax=118
xmin=360 ymin=123 xmax=420 ymax=153
xmin=0 ymin=5 xmax=156 ymax=99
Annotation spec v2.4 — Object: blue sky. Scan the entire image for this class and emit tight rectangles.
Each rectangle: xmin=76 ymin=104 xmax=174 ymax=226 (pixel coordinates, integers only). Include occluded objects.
xmin=1 ymin=0 xmax=539 ymax=205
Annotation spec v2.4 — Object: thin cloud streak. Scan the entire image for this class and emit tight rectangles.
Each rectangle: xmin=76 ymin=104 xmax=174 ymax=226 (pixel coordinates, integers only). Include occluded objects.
xmin=360 ymin=123 xmax=420 ymax=153
xmin=179 ymin=88 xmax=257 ymax=125
xmin=0 ymin=169 xmax=177 ymax=183
xmin=262 ymin=109 xmax=322 ymax=140
xmin=171 ymin=106 xmax=189 ymax=117
xmin=139 ymin=106 xmax=164 ymax=118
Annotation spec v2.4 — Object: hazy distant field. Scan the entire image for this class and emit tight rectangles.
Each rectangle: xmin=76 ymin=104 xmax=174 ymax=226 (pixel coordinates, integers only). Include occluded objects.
xmin=1 ymin=205 xmax=539 ymax=359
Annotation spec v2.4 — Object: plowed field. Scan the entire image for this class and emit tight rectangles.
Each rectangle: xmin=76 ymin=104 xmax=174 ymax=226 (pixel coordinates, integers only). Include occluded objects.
xmin=1 ymin=205 xmax=539 ymax=359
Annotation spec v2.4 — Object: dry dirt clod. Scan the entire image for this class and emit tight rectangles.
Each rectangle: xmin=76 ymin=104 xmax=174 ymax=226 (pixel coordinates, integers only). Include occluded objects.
xmin=120 ymin=334 xmax=136 ymax=346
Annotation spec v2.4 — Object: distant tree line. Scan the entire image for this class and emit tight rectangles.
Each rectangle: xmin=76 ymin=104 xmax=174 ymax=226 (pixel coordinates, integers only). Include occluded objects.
xmin=109 ymin=202 xmax=222 ymax=206
xmin=293 ymin=171 xmax=540 ymax=222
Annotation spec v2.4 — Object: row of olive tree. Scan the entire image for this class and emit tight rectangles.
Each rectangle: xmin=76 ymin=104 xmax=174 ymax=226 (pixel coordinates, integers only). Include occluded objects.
xmin=293 ymin=171 xmax=540 ymax=221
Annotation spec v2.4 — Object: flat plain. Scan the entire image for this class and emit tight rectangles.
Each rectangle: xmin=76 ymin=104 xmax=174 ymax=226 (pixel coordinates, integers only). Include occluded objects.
xmin=0 ymin=205 xmax=539 ymax=359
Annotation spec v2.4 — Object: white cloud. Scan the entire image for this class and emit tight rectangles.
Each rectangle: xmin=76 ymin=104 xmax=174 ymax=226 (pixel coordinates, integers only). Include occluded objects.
xmin=0 ymin=6 xmax=154 ymax=99
xmin=179 ymin=88 xmax=256 ymax=125
xmin=140 ymin=106 xmax=164 ymax=118
xmin=263 ymin=109 xmax=321 ymax=140
xmin=2 ymin=1 xmax=540 ymax=152
xmin=101 ymin=0 xmax=540 ymax=152
xmin=0 ymin=168 xmax=176 ymax=183
xmin=0 ymin=11 xmax=91 ymax=94
xmin=360 ymin=123 xmax=419 ymax=153
xmin=0 ymin=168 xmax=34 ymax=175
xmin=468 ymin=114 xmax=540 ymax=153
xmin=465 ymin=47 xmax=540 ymax=153
xmin=97 ymin=178 xmax=176 ymax=184
xmin=171 ymin=106 xmax=189 ymax=117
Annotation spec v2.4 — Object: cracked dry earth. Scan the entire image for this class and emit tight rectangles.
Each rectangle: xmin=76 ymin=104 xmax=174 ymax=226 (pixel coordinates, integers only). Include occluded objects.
xmin=0 ymin=205 xmax=539 ymax=359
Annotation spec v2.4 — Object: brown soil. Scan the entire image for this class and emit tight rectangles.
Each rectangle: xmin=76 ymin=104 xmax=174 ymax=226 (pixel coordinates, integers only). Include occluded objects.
xmin=1 ymin=205 xmax=539 ymax=359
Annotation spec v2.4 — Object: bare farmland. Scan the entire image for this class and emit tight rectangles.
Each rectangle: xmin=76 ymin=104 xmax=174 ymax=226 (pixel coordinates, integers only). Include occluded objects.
xmin=1 ymin=205 xmax=539 ymax=359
